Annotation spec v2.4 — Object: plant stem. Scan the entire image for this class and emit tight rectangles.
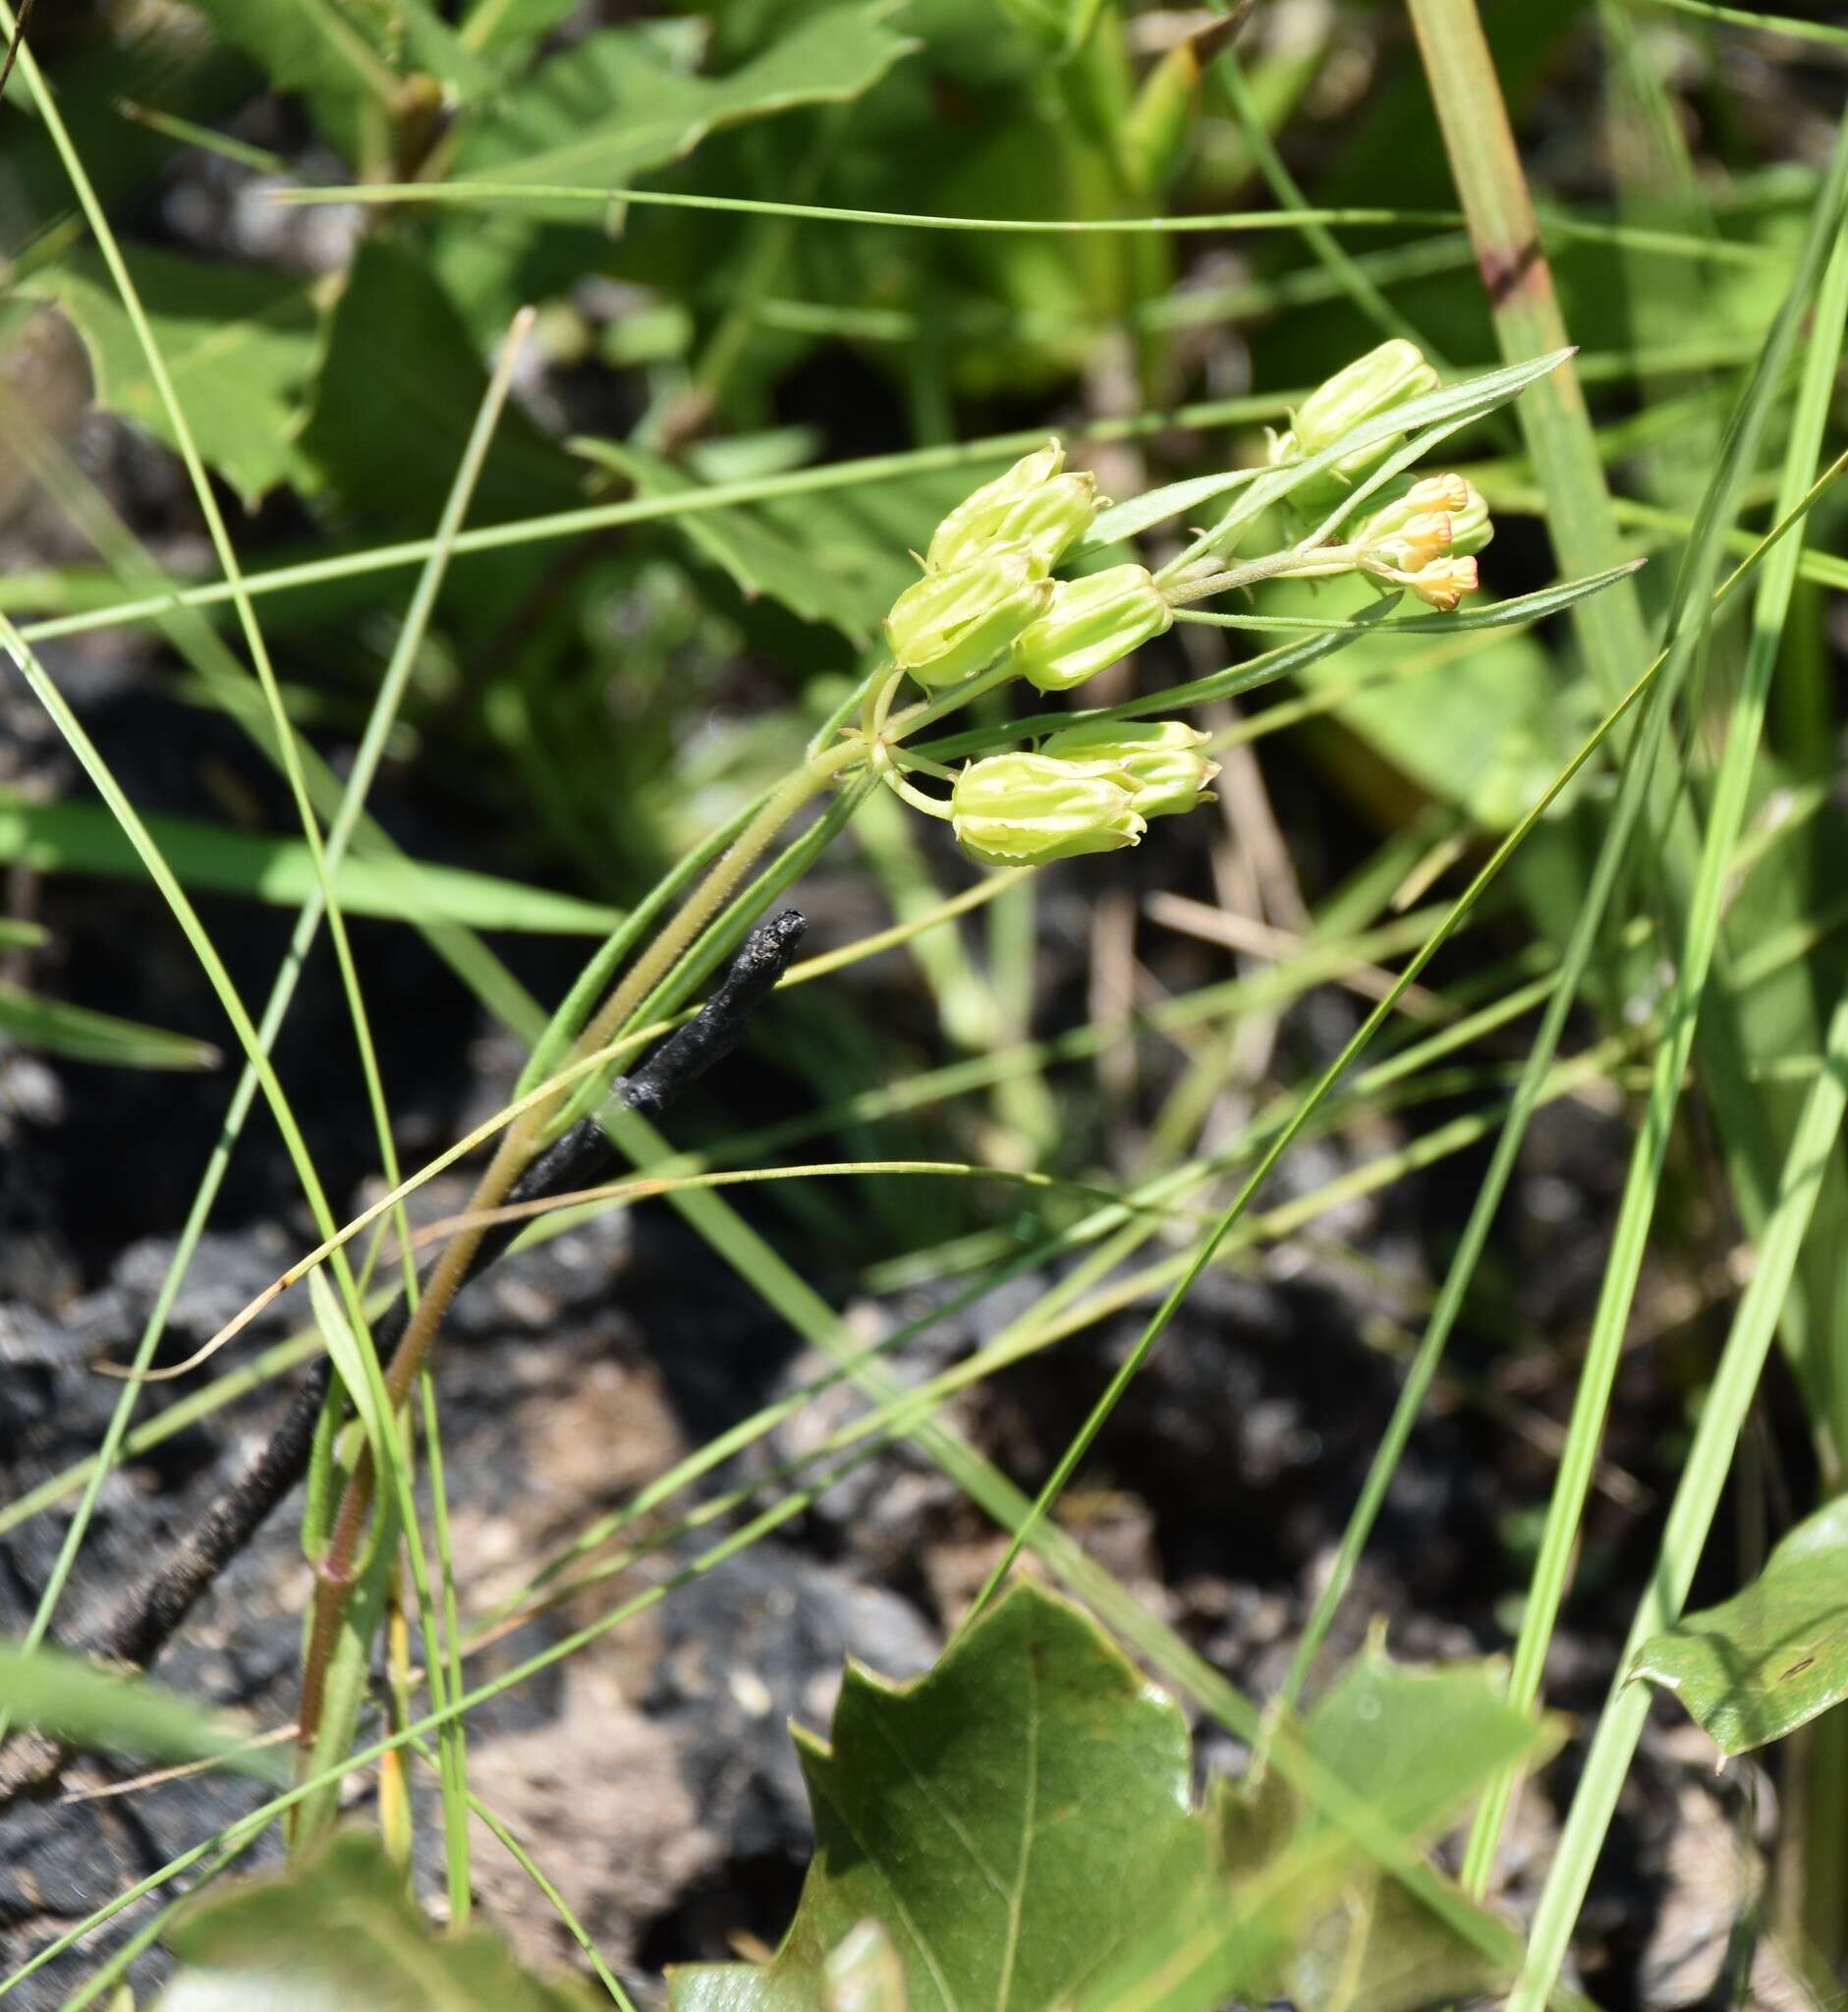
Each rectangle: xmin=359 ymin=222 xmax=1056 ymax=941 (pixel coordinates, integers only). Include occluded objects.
xmin=295 ymin=741 xmax=857 ymax=1752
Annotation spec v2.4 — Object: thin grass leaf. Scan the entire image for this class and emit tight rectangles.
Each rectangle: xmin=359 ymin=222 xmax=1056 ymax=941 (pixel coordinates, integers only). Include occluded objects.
xmin=0 ymin=978 xmax=219 ymax=1070
xmin=0 ymin=795 xmax=626 ymax=932
xmin=12 ymin=389 xmax=1302 ymax=646
xmin=278 ymin=180 xmax=1777 ymax=269
xmin=1634 ymin=0 xmax=1848 ymax=44
xmin=1508 ymin=968 xmax=1848 ymax=2003
xmin=1459 ymin=111 xmax=1848 ymax=1903
xmin=1496 ymin=205 xmax=1848 ymax=2012
xmin=0 ymin=1644 xmax=287 ymax=1785
xmin=1170 ymin=560 xmax=1644 ymax=635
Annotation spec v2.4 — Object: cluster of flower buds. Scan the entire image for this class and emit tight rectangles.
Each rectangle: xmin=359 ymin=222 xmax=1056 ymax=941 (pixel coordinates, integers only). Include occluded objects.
xmin=1348 ymin=471 xmax=1494 ymax=610
xmin=871 ymin=443 xmax=1212 ymax=867
xmin=867 ymin=355 xmax=1492 ymax=869
xmin=883 ymin=445 xmax=1173 ymax=697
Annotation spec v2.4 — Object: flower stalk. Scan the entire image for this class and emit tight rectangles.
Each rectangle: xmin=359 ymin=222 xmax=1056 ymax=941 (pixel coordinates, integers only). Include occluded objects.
xmin=295 ymin=345 xmax=1496 ymax=1762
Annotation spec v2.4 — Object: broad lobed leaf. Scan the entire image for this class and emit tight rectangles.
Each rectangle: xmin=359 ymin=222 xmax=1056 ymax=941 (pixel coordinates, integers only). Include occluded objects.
xmin=670 ymin=1583 xmax=1549 ymax=2012
xmin=154 ymin=1831 xmax=597 ymax=2012
xmin=28 ymin=250 xmax=320 ymax=510
xmin=1630 ymin=1495 xmax=1848 ymax=1756
xmin=452 ymin=4 xmax=919 ymax=195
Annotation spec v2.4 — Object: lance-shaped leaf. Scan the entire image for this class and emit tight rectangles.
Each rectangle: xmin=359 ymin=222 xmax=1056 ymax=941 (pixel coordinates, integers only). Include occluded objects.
xmin=1078 ymin=466 xmax=1264 ymax=554
xmin=1629 ymin=1495 xmax=1848 ymax=1757
xmin=0 ymin=977 xmax=219 ymax=1071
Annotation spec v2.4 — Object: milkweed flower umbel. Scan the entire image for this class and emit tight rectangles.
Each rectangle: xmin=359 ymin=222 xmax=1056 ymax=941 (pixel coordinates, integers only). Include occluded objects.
xmin=1355 ymin=474 xmax=1494 ymax=564
xmin=1350 ymin=474 xmax=1491 ymax=606
xmin=855 ymin=363 xmax=1515 ymax=876
xmin=950 ymin=753 xmax=1147 ymax=866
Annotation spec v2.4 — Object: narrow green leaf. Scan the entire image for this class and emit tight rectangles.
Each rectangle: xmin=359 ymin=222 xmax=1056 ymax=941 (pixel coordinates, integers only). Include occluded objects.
xmin=0 ymin=1643 xmax=286 ymax=1783
xmin=1075 ymin=466 xmax=1265 ymax=555
xmin=1170 ymin=559 xmax=1645 ymax=636
xmin=0 ymin=977 xmax=220 ymax=1071
xmin=308 ymin=1268 xmax=391 ymax=1485
xmin=0 ymin=794 xmax=626 ymax=933
xmin=1630 ymin=1497 xmax=1848 ymax=1756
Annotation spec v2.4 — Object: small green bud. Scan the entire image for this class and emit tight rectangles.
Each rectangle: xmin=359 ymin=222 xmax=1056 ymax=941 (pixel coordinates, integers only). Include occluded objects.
xmin=926 ymin=444 xmax=1097 ymax=575
xmin=885 ymin=547 xmax=1052 ymax=690
xmin=1295 ymin=340 xmax=1439 ymax=457
xmin=1009 ymin=564 xmax=1174 ymax=693
xmin=951 ymin=753 xmax=1146 ymax=867
xmin=1039 ymin=719 xmax=1220 ymax=820
xmin=1119 ymin=39 xmax=1202 ymax=196
xmin=1271 ymin=339 xmax=1440 ymax=516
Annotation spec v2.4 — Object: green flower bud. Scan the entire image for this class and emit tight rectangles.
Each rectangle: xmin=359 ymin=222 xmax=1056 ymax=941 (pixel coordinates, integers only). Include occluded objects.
xmin=1271 ymin=339 xmax=1440 ymax=516
xmin=885 ymin=547 xmax=1052 ymax=690
xmin=1009 ymin=564 xmax=1174 ymax=693
xmin=1439 ymin=477 xmax=1493 ymax=557
xmin=1039 ymin=719 xmax=1220 ymax=820
xmin=1295 ymin=340 xmax=1438 ymax=457
xmin=1119 ymin=39 xmax=1203 ymax=196
xmin=926 ymin=444 xmax=1097 ymax=574
xmin=950 ymin=753 xmax=1146 ymax=867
